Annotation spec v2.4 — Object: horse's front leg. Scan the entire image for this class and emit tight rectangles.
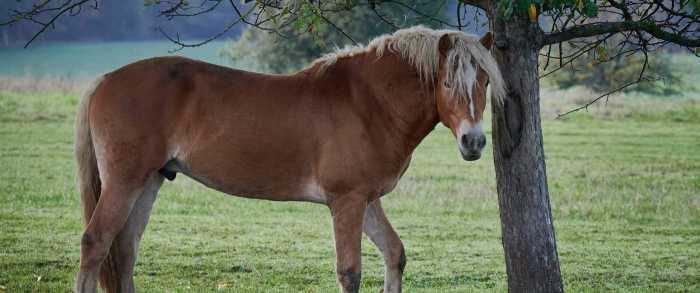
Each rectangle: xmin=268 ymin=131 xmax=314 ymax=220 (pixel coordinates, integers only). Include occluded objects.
xmin=329 ymin=194 xmax=367 ymax=293
xmin=363 ymin=199 xmax=405 ymax=293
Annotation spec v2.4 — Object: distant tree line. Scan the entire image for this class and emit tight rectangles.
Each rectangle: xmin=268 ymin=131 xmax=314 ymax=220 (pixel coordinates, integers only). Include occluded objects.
xmin=222 ymin=2 xmax=452 ymax=73
xmin=0 ymin=0 xmax=243 ymax=46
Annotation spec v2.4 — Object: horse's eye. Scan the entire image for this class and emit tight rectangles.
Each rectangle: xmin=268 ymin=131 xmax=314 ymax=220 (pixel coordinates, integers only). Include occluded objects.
xmin=443 ymin=81 xmax=451 ymax=88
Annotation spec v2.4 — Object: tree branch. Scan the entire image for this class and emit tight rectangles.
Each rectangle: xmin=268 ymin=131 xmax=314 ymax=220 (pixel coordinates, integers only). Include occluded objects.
xmin=555 ymin=76 xmax=660 ymax=119
xmin=315 ymin=10 xmax=358 ymax=45
xmin=2 ymin=0 xmax=97 ymax=48
xmin=544 ymin=20 xmax=700 ymax=47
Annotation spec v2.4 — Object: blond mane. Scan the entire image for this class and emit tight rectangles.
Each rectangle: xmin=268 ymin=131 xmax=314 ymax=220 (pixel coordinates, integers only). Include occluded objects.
xmin=311 ymin=26 xmax=506 ymax=104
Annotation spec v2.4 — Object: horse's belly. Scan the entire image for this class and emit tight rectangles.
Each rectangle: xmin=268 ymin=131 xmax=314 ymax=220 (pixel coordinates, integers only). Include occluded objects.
xmin=170 ymin=141 xmax=318 ymax=202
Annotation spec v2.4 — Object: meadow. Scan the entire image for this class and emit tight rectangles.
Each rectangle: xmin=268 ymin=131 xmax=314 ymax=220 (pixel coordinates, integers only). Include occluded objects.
xmin=0 ymin=44 xmax=699 ymax=292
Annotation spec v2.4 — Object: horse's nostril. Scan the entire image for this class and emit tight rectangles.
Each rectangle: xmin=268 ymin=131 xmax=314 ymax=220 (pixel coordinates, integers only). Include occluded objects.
xmin=461 ymin=134 xmax=468 ymax=146
xmin=479 ymin=136 xmax=487 ymax=148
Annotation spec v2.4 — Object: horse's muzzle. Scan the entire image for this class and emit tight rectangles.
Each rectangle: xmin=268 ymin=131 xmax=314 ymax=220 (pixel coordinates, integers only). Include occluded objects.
xmin=460 ymin=132 xmax=486 ymax=161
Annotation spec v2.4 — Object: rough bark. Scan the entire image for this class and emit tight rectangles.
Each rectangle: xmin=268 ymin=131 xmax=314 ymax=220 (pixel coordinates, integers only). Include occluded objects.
xmin=486 ymin=6 xmax=564 ymax=293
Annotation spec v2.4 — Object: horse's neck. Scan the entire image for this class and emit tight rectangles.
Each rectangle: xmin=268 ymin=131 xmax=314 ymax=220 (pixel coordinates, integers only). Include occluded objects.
xmin=345 ymin=51 xmax=439 ymax=154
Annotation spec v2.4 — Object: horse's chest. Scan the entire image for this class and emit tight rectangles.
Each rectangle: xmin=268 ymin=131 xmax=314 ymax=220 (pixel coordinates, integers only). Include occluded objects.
xmin=314 ymin=137 xmax=414 ymax=197
xmin=377 ymin=156 xmax=412 ymax=196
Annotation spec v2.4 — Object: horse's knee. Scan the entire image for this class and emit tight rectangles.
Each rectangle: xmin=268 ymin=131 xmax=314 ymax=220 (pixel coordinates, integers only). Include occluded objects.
xmin=337 ymin=269 xmax=361 ymax=293
xmin=81 ymin=232 xmax=95 ymax=247
xmin=384 ymin=243 xmax=406 ymax=274
xmin=81 ymin=232 xmax=102 ymax=253
xmin=80 ymin=232 xmax=109 ymax=268
xmin=397 ymin=245 xmax=407 ymax=274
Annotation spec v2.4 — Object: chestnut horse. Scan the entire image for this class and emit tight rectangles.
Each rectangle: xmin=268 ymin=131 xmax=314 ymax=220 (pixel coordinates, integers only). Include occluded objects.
xmin=74 ymin=26 xmax=505 ymax=293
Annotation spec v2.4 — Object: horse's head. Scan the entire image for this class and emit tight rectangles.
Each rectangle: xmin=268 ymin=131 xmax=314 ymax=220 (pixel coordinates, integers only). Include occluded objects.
xmin=435 ymin=32 xmax=500 ymax=161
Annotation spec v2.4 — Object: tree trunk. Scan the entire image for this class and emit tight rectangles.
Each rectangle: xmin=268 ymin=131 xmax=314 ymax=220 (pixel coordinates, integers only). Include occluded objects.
xmin=486 ymin=8 xmax=564 ymax=293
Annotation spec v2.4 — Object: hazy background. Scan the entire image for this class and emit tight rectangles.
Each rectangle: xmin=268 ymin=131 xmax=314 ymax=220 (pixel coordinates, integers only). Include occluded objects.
xmin=0 ymin=1 xmax=482 ymax=77
xmin=0 ymin=1 xmax=694 ymax=102
xmin=0 ymin=0 xmax=244 ymax=44
xmin=0 ymin=0 xmax=244 ymax=77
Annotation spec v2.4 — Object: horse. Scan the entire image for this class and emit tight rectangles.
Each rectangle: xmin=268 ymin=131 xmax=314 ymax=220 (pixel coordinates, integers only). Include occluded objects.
xmin=74 ymin=26 xmax=505 ymax=293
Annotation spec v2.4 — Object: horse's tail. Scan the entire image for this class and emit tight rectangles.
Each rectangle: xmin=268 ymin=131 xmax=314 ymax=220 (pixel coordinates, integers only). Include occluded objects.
xmin=75 ymin=76 xmax=118 ymax=292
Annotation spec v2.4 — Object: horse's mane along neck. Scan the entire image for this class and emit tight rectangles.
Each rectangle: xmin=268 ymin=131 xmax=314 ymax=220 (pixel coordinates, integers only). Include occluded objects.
xmin=308 ymin=26 xmax=506 ymax=104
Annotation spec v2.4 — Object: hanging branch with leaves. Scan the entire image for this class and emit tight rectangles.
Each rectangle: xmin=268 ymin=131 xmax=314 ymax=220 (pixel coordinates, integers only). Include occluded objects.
xmin=485 ymin=0 xmax=699 ymax=116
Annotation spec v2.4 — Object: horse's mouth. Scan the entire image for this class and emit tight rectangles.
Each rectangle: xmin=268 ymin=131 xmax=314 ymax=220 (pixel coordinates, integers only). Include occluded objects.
xmin=461 ymin=151 xmax=481 ymax=161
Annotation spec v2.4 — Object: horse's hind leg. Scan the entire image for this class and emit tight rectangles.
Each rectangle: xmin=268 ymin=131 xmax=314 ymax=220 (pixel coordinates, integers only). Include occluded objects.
xmin=75 ymin=173 xmax=157 ymax=293
xmin=363 ymin=199 xmax=406 ymax=293
xmin=76 ymin=181 xmax=144 ymax=292
xmin=112 ymin=174 xmax=164 ymax=292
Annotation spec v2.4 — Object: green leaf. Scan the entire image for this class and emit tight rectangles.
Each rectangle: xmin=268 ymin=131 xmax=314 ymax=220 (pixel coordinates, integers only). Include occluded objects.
xmin=690 ymin=0 xmax=700 ymax=16
xmin=583 ymin=0 xmax=599 ymax=17
xmin=499 ymin=0 xmax=514 ymax=19
xmin=499 ymin=0 xmax=598 ymax=19
xmin=596 ymin=45 xmax=607 ymax=62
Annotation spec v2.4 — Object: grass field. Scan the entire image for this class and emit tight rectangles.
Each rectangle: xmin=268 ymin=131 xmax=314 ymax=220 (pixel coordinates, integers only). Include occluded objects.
xmin=0 ymin=86 xmax=698 ymax=292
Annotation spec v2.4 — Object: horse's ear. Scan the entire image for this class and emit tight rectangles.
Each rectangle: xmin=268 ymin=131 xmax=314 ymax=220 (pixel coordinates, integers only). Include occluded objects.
xmin=438 ymin=34 xmax=452 ymax=57
xmin=480 ymin=32 xmax=493 ymax=49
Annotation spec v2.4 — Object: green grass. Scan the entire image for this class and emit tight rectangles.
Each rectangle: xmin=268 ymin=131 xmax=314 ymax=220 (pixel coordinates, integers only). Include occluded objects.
xmin=0 ymin=91 xmax=699 ymax=292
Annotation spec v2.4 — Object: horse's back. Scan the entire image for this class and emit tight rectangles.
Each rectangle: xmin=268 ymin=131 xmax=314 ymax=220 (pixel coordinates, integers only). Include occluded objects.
xmin=90 ymin=56 xmax=281 ymax=139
